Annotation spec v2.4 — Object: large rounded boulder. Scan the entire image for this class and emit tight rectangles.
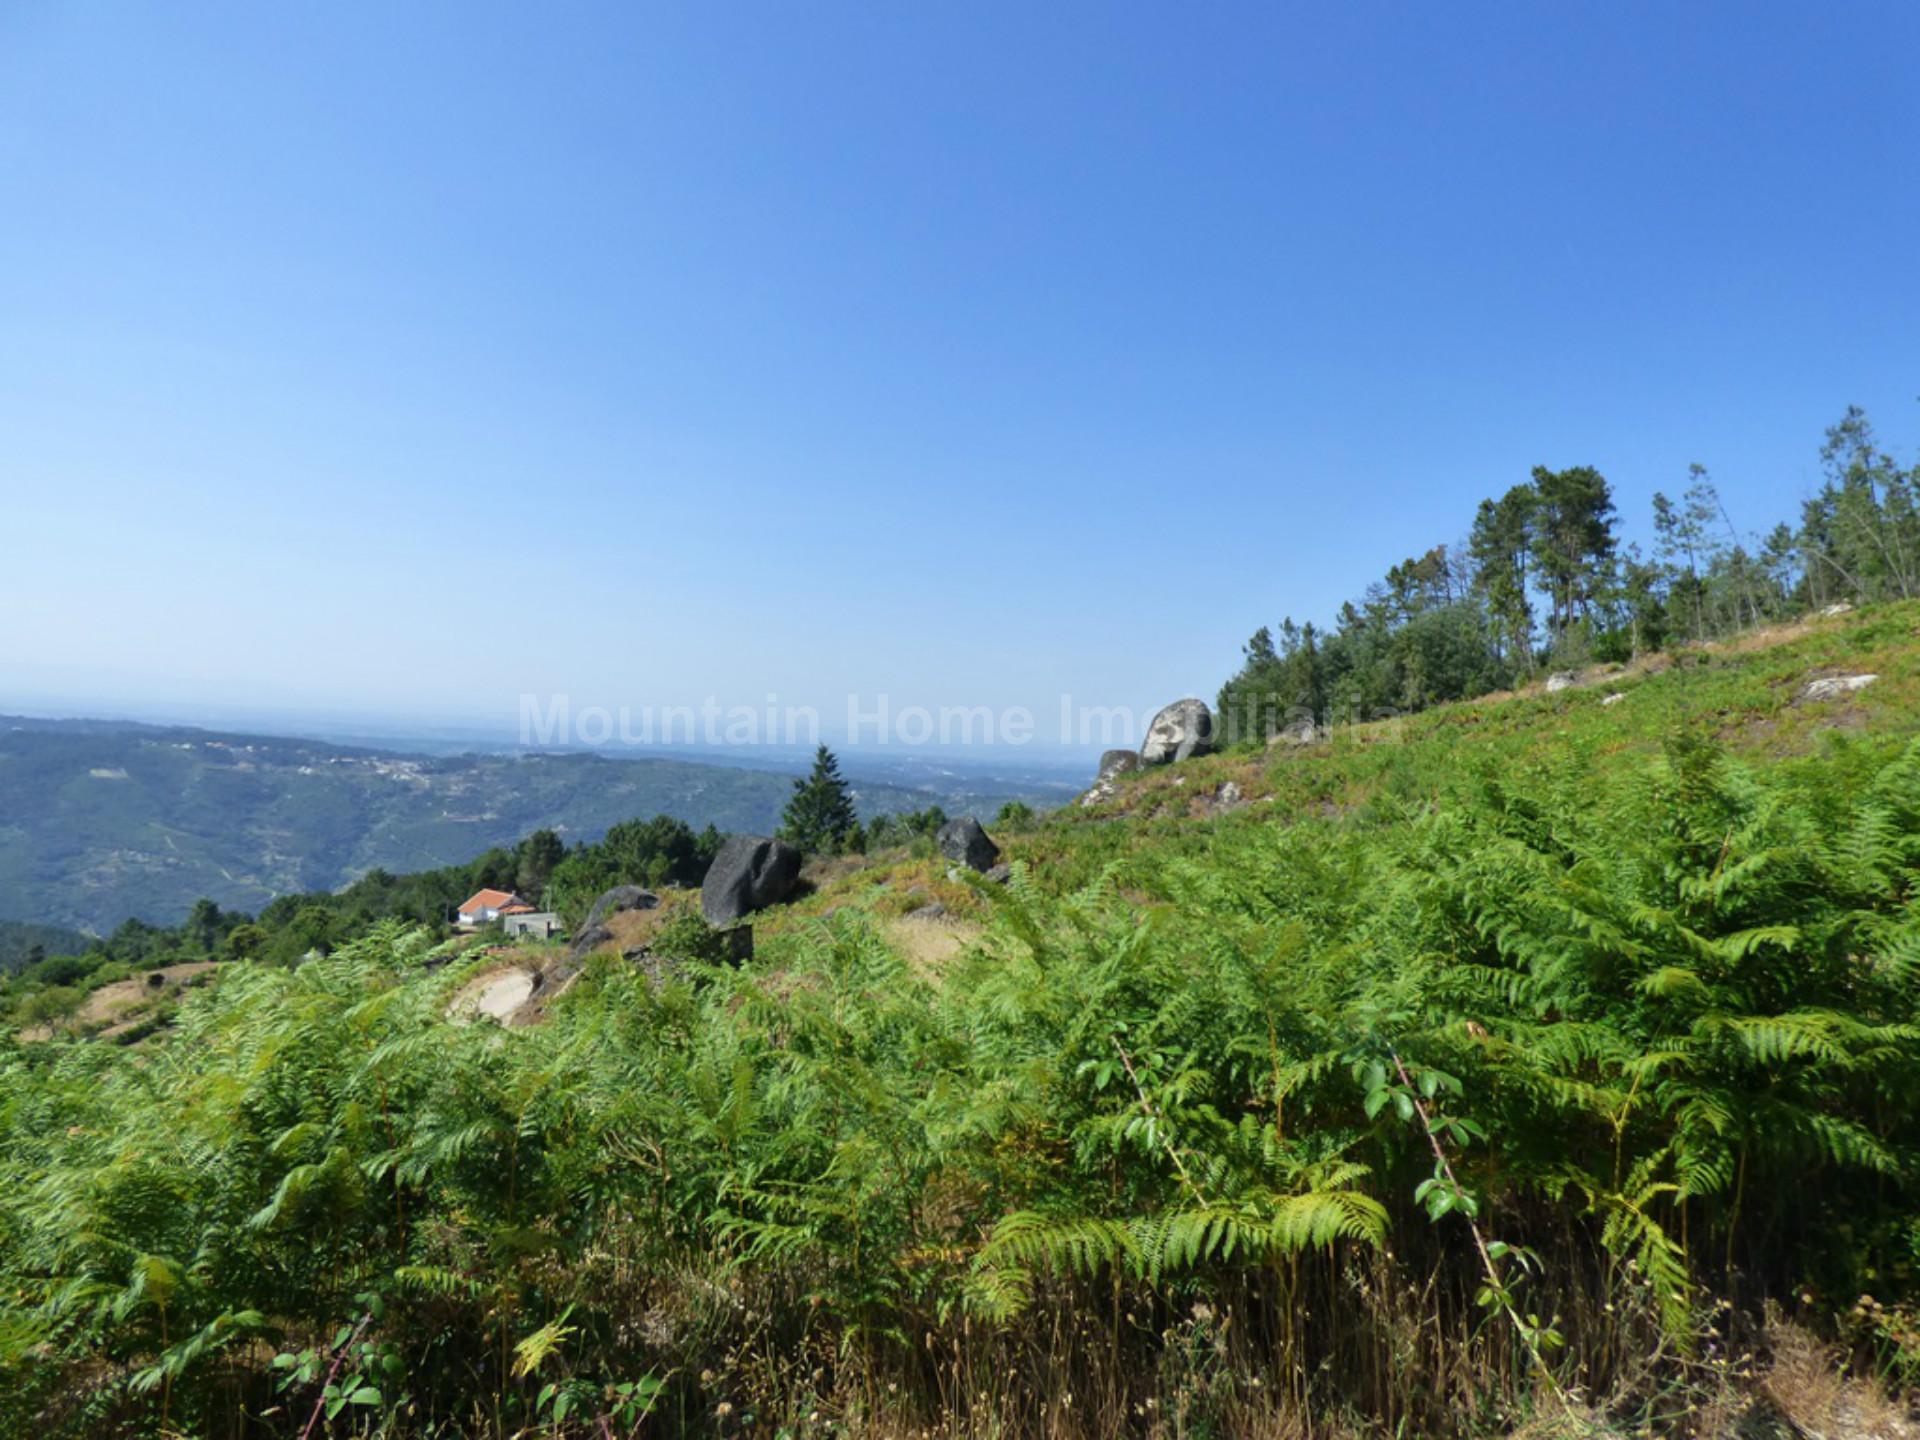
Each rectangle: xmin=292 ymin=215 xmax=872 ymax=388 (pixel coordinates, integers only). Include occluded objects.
xmin=582 ymin=885 xmax=659 ymax=932
xmin=936 ymin=816 xmax=1001 ymax=872
xmin=1140 ymin=699 xmax=1214 ymax=765
xmin=700 ymin=835 xmax=802 ymax=925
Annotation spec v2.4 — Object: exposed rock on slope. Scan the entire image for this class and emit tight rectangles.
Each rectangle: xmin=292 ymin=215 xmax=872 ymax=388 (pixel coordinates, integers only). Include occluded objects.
xmin=1080 ymin=749 xmax=1141 ymax=807
xmin=583 ymin=885 xmax=659 ymax=931
xmin=1268 ymin=717 xmax=1320 ymax=747
xmin=450 ymin=965 xmax=541 ymax=1025
xmin=1800 ymin=673 xmax=1878 ymax=703
xmin=1202 ymin=780 xmax=1246 ymax=815
xmin=701 ymin=835 xmax=802 ymax=924
xmin=936 ymin=817 xmax=1000 ymax=872
xmin=1140 ymin=699 xmax=1214 ymax=765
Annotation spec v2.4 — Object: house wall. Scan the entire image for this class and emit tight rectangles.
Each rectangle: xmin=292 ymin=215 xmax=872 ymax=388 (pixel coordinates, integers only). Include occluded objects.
xmin=503 ymin=912 xmax=560 ymax=939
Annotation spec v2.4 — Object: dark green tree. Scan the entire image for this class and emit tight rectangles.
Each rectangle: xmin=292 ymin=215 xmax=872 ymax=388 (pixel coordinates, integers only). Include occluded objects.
xmin=1469 ymin=486 xmax=1538 ymax=669
xmin=184 ymin=898 xmax=224 ymax=953
xmin=515 ymin=828 xmax=567 ymax=898
xmin=779 ymin=745 xmax=859 ymax=855
xmin=1800 ymin=406 xmax=1920 ymax=604
xmin=273 ymin=905 xmax=335 ymax=964
xmin=995 ymin=800 xmax=1036 ymax=830
xmin=224 ymin=923 xmax=269 ymax=961
xmin=1527 ymin=464 xmax=1617 ymax=644
xmin=1216 ymin=624 xmax=1290 ymax=744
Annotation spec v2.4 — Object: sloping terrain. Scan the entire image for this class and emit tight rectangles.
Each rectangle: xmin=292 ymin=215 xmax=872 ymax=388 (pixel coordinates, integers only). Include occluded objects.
xmin=748 ymin=602 xmax=1920 ymax=937
xmin=14 ymin=960 xmax=219 ymax=1043
xmin=0 ymin=921 xmax=88 ymax=975
xmin=7 ymin=603 xmax=1920 ymax=1438
xmin=0 ymin=717 xmax=1014 ymax=932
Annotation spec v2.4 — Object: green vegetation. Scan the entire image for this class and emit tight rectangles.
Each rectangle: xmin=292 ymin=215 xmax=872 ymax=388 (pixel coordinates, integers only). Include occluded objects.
xmin=861 ymin=804 xmax=949 ymax=851
xmin=542 ymin=818 xmax=725 ymax=924
xmin=777 ymin=744 xmax=860 ymax=855
xmin=993 ymin=798 xmax=1037 ymax=831
xmin=0 ymin=922 xmax=88 ymax=977
xmin=0 ymin=815 xmax=723 ymax=1011
xmin=0 ymin=719 xmax=998 ymax=933
xmin=1216 ymin=406 xmax=1920 ymax=742
xmin=4 ymin=604 xmax=1919 ymax=1437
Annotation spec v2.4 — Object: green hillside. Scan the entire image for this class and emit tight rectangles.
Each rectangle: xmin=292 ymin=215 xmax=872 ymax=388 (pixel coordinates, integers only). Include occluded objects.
xmin=4 ymin=604 xmax=1918 ymax=1437
xmin=0 ymin=719 xmax=1000 ymax=933
xmin=0 ymin=921 xmax=88 ymax=976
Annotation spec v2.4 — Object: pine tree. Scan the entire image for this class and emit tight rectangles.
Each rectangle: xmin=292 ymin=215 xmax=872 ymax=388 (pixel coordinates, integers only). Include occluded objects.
xmin=515 ymin=828 xmax=566 ymax=898
xmin=1469 ymin=486 xmax=1537 ymax=669
xmin=1216 ymin=626 xmax=1287 ymax=744
xmin=1527 ymin=464 xmax=1617 ymax=643
xmin=779 ymin=745 xmax=859 ymax=855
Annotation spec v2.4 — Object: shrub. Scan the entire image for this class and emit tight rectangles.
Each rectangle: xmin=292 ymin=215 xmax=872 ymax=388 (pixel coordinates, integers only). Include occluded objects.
xmin=5 ymin=669 xmax=1920 ymax=1436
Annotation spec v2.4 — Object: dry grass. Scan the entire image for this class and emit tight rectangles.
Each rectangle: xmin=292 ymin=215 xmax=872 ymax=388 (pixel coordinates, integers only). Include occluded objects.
xmin=73 ymin=960 xmax=219 ymax=1026
xmin=17 ymin=959 xmax=222 ymax=1042
xmin=882 ymin=911 xmax=981 ymax=978
xmin=1506 ymin=1407 xmax=1621 ymax=1440
xmin=601 ymin=889 xmax=696 ymax=952
xmin=1753 ymin=1317 xmax=1918 ymax=1440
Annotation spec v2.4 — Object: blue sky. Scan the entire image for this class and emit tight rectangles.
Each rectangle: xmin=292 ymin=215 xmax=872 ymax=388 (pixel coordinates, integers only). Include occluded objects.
xmin=2 ymin=2 xmax=1916 ymax=751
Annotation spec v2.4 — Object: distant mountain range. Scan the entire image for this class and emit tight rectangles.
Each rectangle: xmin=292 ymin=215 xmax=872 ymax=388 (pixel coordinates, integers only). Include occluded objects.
xmin=0 ymin=715 xmax=1061 ymax=933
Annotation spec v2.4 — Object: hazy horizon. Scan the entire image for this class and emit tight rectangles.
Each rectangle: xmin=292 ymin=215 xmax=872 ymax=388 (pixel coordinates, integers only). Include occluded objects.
xmin=4 ymin=3 xmax=1917 ymax=739
xmin=0 ymin=697 xmax=1108 ymax=773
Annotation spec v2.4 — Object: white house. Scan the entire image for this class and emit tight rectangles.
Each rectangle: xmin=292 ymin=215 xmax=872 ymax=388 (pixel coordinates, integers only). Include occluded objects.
xmin=456 ymin=888 xmax=530 ymax=928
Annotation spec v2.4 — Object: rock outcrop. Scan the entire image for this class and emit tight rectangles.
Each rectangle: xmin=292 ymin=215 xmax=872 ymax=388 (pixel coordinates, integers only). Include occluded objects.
xmin=700 ymin=835 xmax=802 ymax=925
xmin=936 ymin=816 xmax=1001 ymax=872
xmin=1544 ymin=671 xmax=1580 ymax=694
xmin=1267 ymin=717 xmax=1320 ymax=747
xmin=1799 ymin=674 xmax=1878 ymax=703
xmin=569 ymin=923 xmax=614 ymax=955
xmin=1140 ymin=699 xmax=1214 ymax=765
xmin=1079 ymin=749 xmax=1140 ymax=808
xmin=582 ymin=885 xmax=658 ymax=932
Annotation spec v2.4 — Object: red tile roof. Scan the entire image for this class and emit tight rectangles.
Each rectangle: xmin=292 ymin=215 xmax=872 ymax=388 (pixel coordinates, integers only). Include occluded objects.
xmin=458 ymin=888 xmax=523 ymax=916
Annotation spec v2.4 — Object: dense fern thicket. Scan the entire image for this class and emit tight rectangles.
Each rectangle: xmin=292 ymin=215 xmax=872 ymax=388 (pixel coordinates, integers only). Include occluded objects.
xmin=5 ymin=612 xmax=1920 ymax=1437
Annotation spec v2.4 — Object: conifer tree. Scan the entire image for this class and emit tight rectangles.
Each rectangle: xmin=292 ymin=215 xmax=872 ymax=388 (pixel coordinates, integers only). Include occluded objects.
xmin=514 ymin=827 xmax=566 ymax=898
xmin=1469 ymin=485 xmax=1538 ymax=669
xmin=1527 ymin=464 xmax=1617 ymax=643
xmin=779 ymin=744 xmax=859 ymax=855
